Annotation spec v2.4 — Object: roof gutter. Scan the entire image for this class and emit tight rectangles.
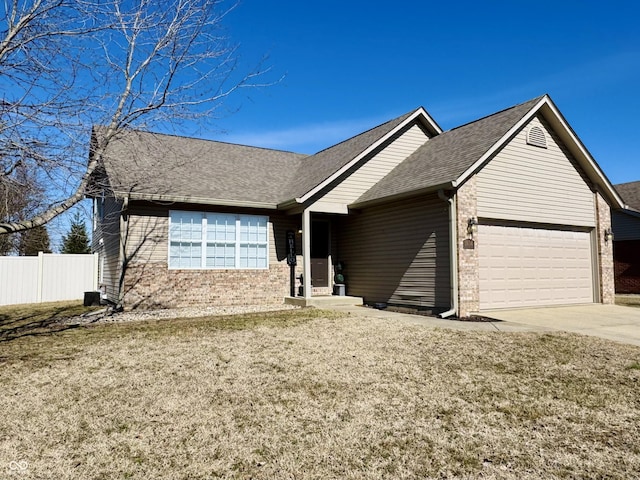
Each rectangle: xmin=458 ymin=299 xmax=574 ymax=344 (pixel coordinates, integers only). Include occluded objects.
xmin=113 ymin=191 xmax=279 ymax=210
xmin=277 ymin=198 xmax=303 ymax=210
xmin=349 ymin=182 xmax=454 ymax=210
xmin=437 ymin=188 xmax=458 ymax=318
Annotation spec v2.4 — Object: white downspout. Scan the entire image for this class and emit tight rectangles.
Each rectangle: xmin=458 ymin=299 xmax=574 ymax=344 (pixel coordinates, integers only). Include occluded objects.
xmin=302 ymin=208 xmax=312 ymax=299
xmin=438 ymin=189 xmax=458 ymax=318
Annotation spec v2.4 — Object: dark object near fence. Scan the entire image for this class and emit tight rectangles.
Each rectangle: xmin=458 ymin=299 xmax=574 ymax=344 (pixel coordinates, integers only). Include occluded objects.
xmin=83 ymin=291 xmax=101 ymax=306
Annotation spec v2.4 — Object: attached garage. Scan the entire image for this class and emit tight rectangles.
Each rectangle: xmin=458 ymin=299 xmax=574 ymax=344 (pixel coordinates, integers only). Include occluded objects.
xmin=478 ymin=224 xmax=595 ymax=309
xmin=91 ymin=93 xmax=621 ymax=315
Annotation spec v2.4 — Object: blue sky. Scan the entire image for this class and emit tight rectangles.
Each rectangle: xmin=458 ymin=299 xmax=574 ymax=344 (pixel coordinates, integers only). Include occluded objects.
xmin=51 ymin=0 xmax=640 ymax=249
xmin=195 ymin=0 xmax=640 ymax=185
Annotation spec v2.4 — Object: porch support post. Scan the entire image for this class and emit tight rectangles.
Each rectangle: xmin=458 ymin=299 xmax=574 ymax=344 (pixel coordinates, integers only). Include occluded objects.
xmin=302 ymin=208 xmax=312 ymax=299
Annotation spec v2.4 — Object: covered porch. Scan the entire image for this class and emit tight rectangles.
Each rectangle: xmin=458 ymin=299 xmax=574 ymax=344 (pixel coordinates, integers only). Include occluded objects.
xmin=281 ymin=207 xmax=362 ymax=306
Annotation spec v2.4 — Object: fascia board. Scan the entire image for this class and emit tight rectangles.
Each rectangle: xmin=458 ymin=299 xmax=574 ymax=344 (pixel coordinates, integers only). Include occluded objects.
xmin=541 ymin=99 xmax=625 ymax=209
xmin=452 ymin=96 xmax=626 ymax=210
xmin=277 ymin=198 xmax=300 ymax=210
xmin=298 ymin=108 xmax=442 ymax=204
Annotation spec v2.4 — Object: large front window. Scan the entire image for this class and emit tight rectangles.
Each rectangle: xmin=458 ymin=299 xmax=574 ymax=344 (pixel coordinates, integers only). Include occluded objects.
xmin=169 ymin=211 xmax=268 ymax=269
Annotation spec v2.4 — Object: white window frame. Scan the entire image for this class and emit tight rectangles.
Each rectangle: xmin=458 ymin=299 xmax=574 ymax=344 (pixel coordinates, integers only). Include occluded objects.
xmin=168 ymin=210 xmax=269 ymax=270
xmin=93 ymin=193 xmax=105 ymax=231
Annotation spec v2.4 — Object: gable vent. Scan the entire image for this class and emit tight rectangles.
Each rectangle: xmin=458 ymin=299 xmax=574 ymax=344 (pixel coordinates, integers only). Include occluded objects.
xmin=526 ymin=125 xmax=547 ymax=148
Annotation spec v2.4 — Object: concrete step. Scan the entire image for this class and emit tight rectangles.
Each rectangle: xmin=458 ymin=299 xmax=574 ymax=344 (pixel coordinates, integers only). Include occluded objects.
xmin=285 ymin=295 xmax=363 ymax=308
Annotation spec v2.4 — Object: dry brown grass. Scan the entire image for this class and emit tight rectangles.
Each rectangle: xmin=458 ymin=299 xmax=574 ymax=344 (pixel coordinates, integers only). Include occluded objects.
xmin=0 ymin=301 xmax=101 ymax=341
xmin=1 ymin=305 xmax=639 ymax=479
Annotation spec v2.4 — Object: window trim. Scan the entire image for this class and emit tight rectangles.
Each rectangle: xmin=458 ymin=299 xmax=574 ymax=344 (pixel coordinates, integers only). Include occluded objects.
xmin=168 ymin=210 xmax=269 ymax=270
xmin=93 ymin=193 xmax=105 ymax=231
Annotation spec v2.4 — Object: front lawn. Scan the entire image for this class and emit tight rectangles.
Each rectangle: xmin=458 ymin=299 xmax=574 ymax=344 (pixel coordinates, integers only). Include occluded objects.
xmin=0 ymin=300 xmax=101 ymax=340
xmin=1 ymin=305 xmax=639 ymax=479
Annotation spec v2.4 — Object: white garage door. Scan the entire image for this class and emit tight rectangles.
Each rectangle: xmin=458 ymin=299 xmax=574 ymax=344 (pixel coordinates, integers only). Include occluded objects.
xmin=479 ymin=224 xmax=594 ymax=310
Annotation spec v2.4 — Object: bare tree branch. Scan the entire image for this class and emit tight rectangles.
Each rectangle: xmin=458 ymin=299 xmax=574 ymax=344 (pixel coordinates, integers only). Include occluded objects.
xmin=0 ymin=0 xmax=275 ymax=235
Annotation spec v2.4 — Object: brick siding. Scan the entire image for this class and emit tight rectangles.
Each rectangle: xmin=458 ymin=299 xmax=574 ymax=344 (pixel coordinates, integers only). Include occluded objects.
xmin=122 ymin=262 xmax=290 ymax=309
xmin=596 ymin=192 xmax=615 ymax=303
xmin=456 ymin=177 xmax=479 ymax=317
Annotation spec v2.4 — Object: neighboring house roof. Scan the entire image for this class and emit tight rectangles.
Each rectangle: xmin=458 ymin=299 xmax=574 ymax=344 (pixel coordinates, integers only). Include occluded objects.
xmin=96 ymin=128 xmax=307 ymax=208
xmin=615 ymin=181 xmax=640 ymax=212
xmin=355 ymin=97 xmax=544 ymax=205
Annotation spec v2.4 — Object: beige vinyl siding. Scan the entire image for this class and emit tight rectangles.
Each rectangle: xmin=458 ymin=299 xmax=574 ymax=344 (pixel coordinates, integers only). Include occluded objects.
xmin=94 ymin=196 xmax=123 ymax=302
xmin=269 ymin=213 xmax=302 ymax=268
xmin=477 ymin=115 xmax=595 ymax=227
xmin=612 ymin=210 xmax=640 ymax=241
xmin=125 ymin=205 xmax=169 ymax=264
xmin=337 ymin=193 xmax=450 ymax=309
xmin=315 ymin=123 xmax=429 ymax=206
xmin=124 ymin=202 xmax=294 ymax=267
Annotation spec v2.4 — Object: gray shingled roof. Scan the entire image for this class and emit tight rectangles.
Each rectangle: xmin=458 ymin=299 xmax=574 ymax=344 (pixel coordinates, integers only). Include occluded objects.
xmin=615 ymin=181 xmax=640 ymax=212
xmin=354 ymin=96 xmax=544 ymax=205
xmin=286 ymin=110 xmax=418 ymax=200
xmin=95 ymin=97 xmax=550 ymax=209
xmin=96 ymin=110 xmax=419 ymax=206
xmin=98 ymin=129 xmax=307 ymax=206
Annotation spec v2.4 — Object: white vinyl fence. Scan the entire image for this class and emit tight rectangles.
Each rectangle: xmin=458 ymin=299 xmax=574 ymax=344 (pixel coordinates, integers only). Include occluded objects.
xmin=0 ymin=253 xmax=98 ymax=306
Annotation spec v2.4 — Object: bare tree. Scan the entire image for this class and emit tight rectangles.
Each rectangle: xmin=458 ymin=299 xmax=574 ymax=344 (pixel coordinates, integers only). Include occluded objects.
xmin=0 ymin=0 xmax=271 ymax=235
xmin=0 ymin=161 xmax=47 ymax=253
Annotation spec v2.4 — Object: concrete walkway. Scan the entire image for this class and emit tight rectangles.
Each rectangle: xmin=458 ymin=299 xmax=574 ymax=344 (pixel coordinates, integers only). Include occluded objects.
xmin=481 ymin=304 xmax=640 ymax=347
xmin=327 ymin=303 xmax=640 ymax=347
xmin=328 ymin=304 xmax=553 ymax=333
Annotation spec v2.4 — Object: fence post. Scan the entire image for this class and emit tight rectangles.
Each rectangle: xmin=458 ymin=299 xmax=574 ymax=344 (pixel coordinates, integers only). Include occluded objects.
xmin=37 ymin=251 xmax=44 ymax=303
xmin=93 ymin=252 xmax=99 ymax=290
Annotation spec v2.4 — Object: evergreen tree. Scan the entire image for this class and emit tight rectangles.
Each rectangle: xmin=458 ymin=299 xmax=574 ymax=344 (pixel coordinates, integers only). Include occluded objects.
xmin=61 ymin=212 xmax=91 ymax=254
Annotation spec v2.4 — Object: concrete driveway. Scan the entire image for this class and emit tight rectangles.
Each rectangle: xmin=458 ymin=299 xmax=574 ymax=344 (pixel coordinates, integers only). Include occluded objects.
xmin=482 ymin=304 xmax=640 ymax=347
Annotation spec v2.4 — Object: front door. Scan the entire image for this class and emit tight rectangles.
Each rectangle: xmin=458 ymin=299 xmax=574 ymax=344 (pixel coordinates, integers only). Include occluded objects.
xmin=311 ymin=220 xmax=329 ymax=288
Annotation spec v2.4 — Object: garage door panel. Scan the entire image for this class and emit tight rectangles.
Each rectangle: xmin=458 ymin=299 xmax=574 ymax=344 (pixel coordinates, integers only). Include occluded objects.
xmin=479 ymin=224 xmax=594 ymax=310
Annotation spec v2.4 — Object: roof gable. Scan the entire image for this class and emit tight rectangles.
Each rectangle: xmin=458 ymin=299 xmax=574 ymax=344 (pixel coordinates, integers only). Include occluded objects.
xmin=307 ymin=122 xmax=433 ymax=209
xmin=355 ymin=95 xmax=624 ymax=209
xmin=284 ymin=107 xmax=442 ymax=204
xmin=355 ymin=96 xmax=544 ymax=205
xmin=530 ymin=96 xmax=624 ymax=209
xmin=475 ymin=114 xmax=597 ymax=227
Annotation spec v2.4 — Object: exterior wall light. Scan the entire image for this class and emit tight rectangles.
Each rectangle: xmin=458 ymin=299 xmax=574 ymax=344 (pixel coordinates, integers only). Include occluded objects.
xmin=467 ymin=217 xmax=478 ymax=238
xmin=604 ymin=227 xmax=614 ymax=243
